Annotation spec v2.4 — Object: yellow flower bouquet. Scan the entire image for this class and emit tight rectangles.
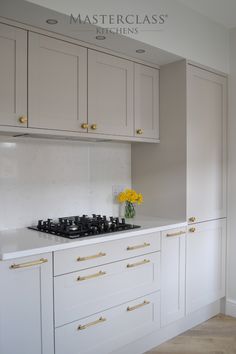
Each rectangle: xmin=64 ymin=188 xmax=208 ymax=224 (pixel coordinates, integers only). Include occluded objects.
xmin=117 ymin=189 xmax=143 ymax=218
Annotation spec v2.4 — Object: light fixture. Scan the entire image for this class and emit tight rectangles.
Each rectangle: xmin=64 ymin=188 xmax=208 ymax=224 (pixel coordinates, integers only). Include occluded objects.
xmin=96 ymin=35 xmax=106 ymax=40
xmin=136 ymin=49 xmax=146 ymax=54
xmin=46 ymin=19 xmax=58 ymax=25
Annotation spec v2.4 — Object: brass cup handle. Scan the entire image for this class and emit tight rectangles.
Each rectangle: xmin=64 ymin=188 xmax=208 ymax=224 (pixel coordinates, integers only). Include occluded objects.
xmin=136 ymin=129 xmax=143 ymax=135
xmin=90 ymin=124 xmax=97 ymax=130
xmin=81 ymin=123 xmax=89 ymax=129
xmin=19 ymin=115 xmax=27 ymax=124
xmin=189 ymin=217 xmax=196 ymax=223
xmin=189 ymin=227 xmax=196 ymax=233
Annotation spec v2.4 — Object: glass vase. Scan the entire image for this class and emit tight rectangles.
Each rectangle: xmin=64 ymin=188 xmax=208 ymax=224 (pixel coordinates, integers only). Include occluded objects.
xmin=125 ymin=201 xmax=136 ymax=219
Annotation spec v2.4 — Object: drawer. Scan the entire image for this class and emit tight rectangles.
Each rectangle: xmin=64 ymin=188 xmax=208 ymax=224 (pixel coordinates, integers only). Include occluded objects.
xmin=161 ymin=227 xmax=187 ymax=239
xmin=54 ymin=232 xmax=160 ymax=275
xmin=55 ymin=292 xmax=160 ymax=354
xmin=54 ymin=252 xmax=160 ymax=327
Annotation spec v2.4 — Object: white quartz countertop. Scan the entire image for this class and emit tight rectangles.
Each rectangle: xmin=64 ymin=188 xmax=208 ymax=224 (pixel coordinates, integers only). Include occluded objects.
xmin=0 ymin=216 xmax=187 ymax=260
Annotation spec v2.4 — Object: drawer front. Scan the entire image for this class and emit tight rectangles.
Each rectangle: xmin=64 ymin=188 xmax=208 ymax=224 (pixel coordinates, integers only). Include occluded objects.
xmin=54 ymin=232 xmax=160 ymax=275
xmin=55 ymin=292 xmax=160 ymax=354
xmin=55 ymin=252 xmax=160 ymax=326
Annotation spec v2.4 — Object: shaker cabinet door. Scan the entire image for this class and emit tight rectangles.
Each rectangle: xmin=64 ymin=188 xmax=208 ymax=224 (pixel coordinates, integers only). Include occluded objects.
xmin=187 ymin=65 xmax=227 ymax=223
xmin=28 ymin=33 xmax=87 ymax=132
xmin=186 ymin=219 xmax=226 ymax=314
xmin=0 ymin=23 xmax=27 ymax=127
xmin=161 ymin=227 xmax=186 ymax=326
xmin=134 ymin=64 xmax=159 ymax=139
xmin=0 ymin=253 xmax=54 ymax=354
xmin=88 ymin=49 xmax=134 ymax=136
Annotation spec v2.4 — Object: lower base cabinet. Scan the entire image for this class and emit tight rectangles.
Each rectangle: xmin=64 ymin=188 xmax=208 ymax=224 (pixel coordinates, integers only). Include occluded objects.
xmin=55 ymin=292 xmax=160 ymax=354
xmin=186 ymin=219 xmax=226 ymax=314
xmin=0 ymin=253 xmax=54 ymax=354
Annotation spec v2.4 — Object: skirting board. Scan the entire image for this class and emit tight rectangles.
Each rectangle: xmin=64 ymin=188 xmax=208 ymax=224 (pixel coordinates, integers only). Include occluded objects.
xmin=226 ymin=299 xmax=236 ymax=317
xmin=113 ymin=300 xmax=221 ymax=354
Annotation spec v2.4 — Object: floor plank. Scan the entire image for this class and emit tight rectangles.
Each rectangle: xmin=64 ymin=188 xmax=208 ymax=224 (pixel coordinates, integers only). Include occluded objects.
xmin=146 ymin=315 xmax=236 ymax=354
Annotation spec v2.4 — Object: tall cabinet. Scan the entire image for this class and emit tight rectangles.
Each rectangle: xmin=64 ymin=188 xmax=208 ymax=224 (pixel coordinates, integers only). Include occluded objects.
xmin=132 ymin=60 xmax=227 ymax=324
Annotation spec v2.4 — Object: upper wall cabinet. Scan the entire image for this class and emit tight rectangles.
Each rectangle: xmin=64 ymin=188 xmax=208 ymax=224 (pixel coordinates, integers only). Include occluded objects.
xmin=88 ymin=49 xmax=134 ymax=136
xmin=28 ymin=33 xmax=87 ymax=132
xmin=187 ymin=65 xmax=227 ymax=223
xmin=134 ymin=64 xmax=159 ymax=139
xmin=0 ymin=23 xmax=27 ymax=127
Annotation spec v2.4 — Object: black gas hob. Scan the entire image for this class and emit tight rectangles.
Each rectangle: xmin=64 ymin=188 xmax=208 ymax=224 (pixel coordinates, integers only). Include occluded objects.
xmin=29 ymin=215 xmax=141 ymax=239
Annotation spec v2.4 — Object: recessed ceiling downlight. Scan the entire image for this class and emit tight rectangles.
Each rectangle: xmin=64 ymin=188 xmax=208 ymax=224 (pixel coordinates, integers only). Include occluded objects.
xmin=96 ymin=35 xmax=106 ymax=40
xmin=136 ymin=49 xmax=146 ymax=53
xmin=46 ymin=19 xmax=58 ymax=25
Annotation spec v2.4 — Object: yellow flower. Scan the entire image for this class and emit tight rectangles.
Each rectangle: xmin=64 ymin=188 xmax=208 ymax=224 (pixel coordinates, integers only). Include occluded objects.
xmin=117 ymin=189 xmax=143 ymax=205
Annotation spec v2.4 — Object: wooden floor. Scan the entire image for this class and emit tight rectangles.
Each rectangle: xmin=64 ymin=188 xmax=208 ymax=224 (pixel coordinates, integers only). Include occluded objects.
xmin=146 ymin=315 xmax=236 ymax=354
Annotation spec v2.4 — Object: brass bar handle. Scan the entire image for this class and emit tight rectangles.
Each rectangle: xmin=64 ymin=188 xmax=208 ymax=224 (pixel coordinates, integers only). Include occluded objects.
xmin=77 ymin=270 xmax=106 ymax=282
xmin=127 ymin=300 xmax=150 ymax=312
xmin=127 ymin=259 xmax=150 ymax=268
xmin=78 ymin=317 xmax=106 ymax=330
xmin=166 ymin=231 xmax=186 ymax=237
xmin=10 ymin=258 xmax=48 ymax=270
xmin=189 ymin=227 xmax=196 ymax=233
xmin=77 ymin=252 xmax=106 ymax=262
xmin=127 ymin=242 xmax=150 ymax=251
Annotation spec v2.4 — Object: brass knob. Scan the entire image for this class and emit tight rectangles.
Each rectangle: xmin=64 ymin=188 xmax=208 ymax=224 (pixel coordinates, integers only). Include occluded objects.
xmin=189 ymin=227 xmax=196 ymax=233
xmin=189 ymin=217 xmax=196 ymax=223
xmin=136 ymin=129 xmax=143 ymax=135
xmin=81 ymin=123 xmax=89 ymax=129
xmin=91 ymin=124 xmax=97 ymax=130
xmin=19 ymin=115 xmax=27 ymax=124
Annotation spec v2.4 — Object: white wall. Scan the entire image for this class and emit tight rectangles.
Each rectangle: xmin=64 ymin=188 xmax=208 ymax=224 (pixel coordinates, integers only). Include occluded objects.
xmin=0 ymin=138 xmax=131 ymax=230
xmin=27 ymin=0 xmax=229 ymax=73
xmin=227 ymin=27 xmax=236 ymax=315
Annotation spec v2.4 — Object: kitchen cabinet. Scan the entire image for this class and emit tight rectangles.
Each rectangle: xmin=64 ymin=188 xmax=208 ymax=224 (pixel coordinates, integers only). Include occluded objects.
xmin=134 ymin=63 xmax=159 ymax=139
xmin=0 ymin=23 xmax=27 ymax=127
xmin=187 ymin=65 xmax=227 ymax=224
xmin=0 ymin=253 xmax=54 ymax=354
xmin=161 ymin=227 xmax=186 ymax=326
xmin=28 ymin=32 xmax=87 ymax=132
xmin=186 ymin=219 xmax=226 ymax=314
xmin=88 ymin=49 xmax=134 ymax=136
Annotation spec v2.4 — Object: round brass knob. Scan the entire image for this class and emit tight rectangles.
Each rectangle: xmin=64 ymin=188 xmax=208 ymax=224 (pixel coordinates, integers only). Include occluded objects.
xmin=189 ymin=217 xmax=196 ymax=223
xmin=81 ymin=123 xmax=89 ymax=129
xmin=189 ymin=227 xmax=196 ymax=233
xmin=91 ymin=124 xmax=97 ymax=130
xmin=136 ymin=129 xmax=143 ymax=135
xmin=19 ymin=115 xmax=27 ymax=124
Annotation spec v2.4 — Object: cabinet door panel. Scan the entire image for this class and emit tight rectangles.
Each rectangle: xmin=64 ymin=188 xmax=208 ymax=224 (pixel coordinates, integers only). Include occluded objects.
xmin=0 ymin=253 xmax=54 ymax=354
xmin=28 ymin=33 xmax=87 ymax=132
xmin=134 ymin=64 xmax=159 ymax=139
xmin=186 ymin=219 xmax=226 ymax=314
xmin=161 ymin=228 xmax=186 ymax=326
xmin=187 ymin=65 xmax=227 ymax=223
xmin=0 ymin=23 xmax=27 ymax=127
xmin=88 ymin=50 xmax=133 ymax=136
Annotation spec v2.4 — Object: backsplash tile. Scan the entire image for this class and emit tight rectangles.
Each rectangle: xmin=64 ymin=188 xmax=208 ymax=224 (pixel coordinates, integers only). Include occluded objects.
xmin=0 ymin=137 xmax=131 ymax=230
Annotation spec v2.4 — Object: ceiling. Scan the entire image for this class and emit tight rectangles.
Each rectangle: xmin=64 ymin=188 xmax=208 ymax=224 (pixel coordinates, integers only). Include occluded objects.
xmin=176 ymin=0 xmax=236 ymax=29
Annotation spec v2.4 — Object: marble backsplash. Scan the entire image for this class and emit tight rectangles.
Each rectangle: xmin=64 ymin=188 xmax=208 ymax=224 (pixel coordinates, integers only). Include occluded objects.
xmin=0 ymin=137 xmax=131 ymax=230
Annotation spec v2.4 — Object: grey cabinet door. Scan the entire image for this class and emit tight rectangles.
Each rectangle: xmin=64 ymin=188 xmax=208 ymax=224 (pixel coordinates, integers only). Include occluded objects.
xmin=0 ymin=23 xmax=27 ymax=127
xmin=187 ymin=65 xmax=227 ymax=223
xmin=28 ymin=33 xmax=87 ymax=132
xmin=88 ymin=49 xmax=134 ymax=136
xmin=134 ymin=64 xmax=159 ymax=139
xmin=0 ymin=253 xmax=54 ymax=354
